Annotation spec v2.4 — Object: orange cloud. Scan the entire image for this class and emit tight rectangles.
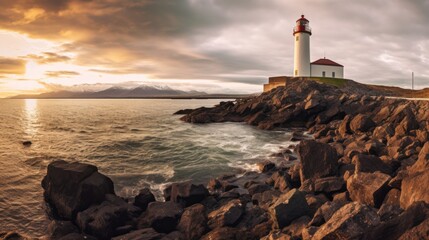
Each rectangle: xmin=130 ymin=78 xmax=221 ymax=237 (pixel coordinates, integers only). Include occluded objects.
xmin=0 ymin=57 xmax=26 ymax=74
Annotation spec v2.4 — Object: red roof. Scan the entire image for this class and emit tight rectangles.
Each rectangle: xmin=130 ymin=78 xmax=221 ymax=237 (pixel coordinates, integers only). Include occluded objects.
xmin=297 ymin=15 xmax=309 ymax=22
xmin=311 ymin=58 xmax=343 ymax=67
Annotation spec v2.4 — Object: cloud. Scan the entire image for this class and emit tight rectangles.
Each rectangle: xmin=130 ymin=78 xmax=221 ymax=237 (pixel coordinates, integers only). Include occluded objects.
xmin=25 ymin=52 xmax=71 ymax=64
xmin=45 ymin=70 xmax=80 ymax=78
xmin=0 ymin=0 xmax=428 ymax=90
xmin=0 ymin=57 xmax=26 ymax=74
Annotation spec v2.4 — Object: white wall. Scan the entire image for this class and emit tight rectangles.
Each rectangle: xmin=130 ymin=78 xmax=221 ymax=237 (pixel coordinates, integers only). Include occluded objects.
xmin=311 ymin=64 xmax=344 ymax=78
xmin=293 ymin=32 xmax=311 ymax=77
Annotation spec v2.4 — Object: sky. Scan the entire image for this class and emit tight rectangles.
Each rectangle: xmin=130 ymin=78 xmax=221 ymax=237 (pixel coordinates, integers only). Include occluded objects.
xmin=0 ymin=0 xmax=428 ymax=97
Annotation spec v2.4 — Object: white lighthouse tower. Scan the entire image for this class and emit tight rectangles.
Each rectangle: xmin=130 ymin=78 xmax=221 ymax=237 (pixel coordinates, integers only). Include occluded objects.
xmin=293 ymin=15 xmax=311 ymax=77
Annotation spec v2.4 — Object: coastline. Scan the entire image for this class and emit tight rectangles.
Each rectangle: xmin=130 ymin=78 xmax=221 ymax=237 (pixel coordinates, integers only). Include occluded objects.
xmin=3 ymin=79 xmax=429 ymax=239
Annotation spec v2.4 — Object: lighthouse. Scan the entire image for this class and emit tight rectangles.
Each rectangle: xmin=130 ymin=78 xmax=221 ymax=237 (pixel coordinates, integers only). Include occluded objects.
xmin=293 ymin=15 xmax=311 ymax=77
xmin=263 ymin=14 xmax=345 ymax=92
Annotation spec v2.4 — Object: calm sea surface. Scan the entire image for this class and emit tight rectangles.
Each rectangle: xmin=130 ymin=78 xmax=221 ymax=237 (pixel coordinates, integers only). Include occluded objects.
xmin=0 ymin=99 xmax=294 ymax=237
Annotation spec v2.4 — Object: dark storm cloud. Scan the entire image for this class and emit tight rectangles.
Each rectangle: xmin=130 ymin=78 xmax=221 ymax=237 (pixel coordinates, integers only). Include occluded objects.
xmin=45 ymin=71 xmax=80 ymax=78
xmin=25 ymin=52 xmax=71 ymax=64
xmin=0 ymin=0 xmax=428 ymax=89
xmin=0 ymin=57 xmax=26 ymax=74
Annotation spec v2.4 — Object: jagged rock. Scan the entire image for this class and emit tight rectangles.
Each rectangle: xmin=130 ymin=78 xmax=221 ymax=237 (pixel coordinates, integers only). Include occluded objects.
xmin=378 ymin=203 xmax=403 ymax=221
xmin=134 ymin=188 xmax=155 ymax=211
xmin=269 ymin=189 xmax=310 ymax=228
xmin=112 ymin=228 xmax=165 ymax=240
xmin=312 ymin=202 xmax=380 ymax=240
xmin=349 ymin=113 xmax=376 ymax=133
xmin=138 ymin=201 xmax=183 ymax=233
xmin=282 ymin=216 xmax=311 ymax=238
xmin=170 ymin=182 xmax=209 ymax=207
xmin=76 ymin=194 xmax=140 ymax=239
xmin=313 ymin=176 xmax=345 ymax=194
xmin=270 ymin=171 xmax=292 ymax=192
xmin=409 ymin=142 xmax=429 ymax=173
xmin=400 ymin=170 xmax=429 ymax=209
xmin=363 ymin=201 xmax=428 ymax=240
xmin=236 ymin=205 xmax=269 ymax=229
xmin=177 ymin=204 xmax=207 ymax=240
xmin=247 ymin=183 xmax=272 ymax=196
xmin=353 ymin=154 xmax=392 ymax=175
xmin=47 ymin=220 xmax=79 ymax=239
xmin=296 ymin=140 xmax=339 ymax=182
xmin=309 ymin=200 xmax=348 ymax=226
xmin=305 ymin=193 xmax=329 ymax=216
xmin=347 ymin=172 xmax=391 ymax=208
xmin=257 ymin=160 xmax=276 ymax=173
xmin=252 ymin=189 xmax=281 ymax=210
xmin=41 ymin=160 xmax=114 ymax=220
xmin=398 ymin=218 xmax=429 ymax=240
xmin=207 ymin=199 xmax=243 ymax=229
xmin=338 ymin=115 xmax=352 ymax=137
xmin=383 ymin=188 xmax=401 ymax=206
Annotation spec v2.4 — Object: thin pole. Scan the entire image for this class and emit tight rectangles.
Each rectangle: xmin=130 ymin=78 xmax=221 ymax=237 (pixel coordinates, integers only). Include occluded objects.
xmin=412 ymin=72 xmax=414 ymax=90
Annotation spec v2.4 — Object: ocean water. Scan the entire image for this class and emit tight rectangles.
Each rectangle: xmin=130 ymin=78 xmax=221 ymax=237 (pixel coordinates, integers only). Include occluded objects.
xmin=0 ymin=99 xmax=295 ymax=237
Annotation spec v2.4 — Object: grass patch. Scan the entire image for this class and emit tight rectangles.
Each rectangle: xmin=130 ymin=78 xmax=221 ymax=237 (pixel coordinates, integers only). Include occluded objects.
xmin=312 ymin=77 xmax=347 ymax=87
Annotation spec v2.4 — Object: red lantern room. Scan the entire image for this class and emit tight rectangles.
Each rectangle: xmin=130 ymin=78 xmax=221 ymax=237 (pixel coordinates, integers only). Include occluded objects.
xmin=293 ymin=15 xmax=312 ymax=36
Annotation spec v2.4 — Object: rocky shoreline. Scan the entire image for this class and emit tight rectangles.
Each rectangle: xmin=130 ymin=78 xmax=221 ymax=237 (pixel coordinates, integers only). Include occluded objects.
xmin=2 ymin=79 xmax=429 ymax=240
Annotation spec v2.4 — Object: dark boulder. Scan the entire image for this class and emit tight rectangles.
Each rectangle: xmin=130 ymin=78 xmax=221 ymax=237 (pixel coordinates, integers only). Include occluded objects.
xmin=247 ymin=183 xmax=272 ymax=196
xmin=269 ymin=189 xmax=310 ymax=229
xmin=378 ymin=203 xmax=403 ymax=222
xmin=349 ymin=113 xmax=376 ymax=133
xmin=177 ymin=204 xmax=207 ymax=240
xmin=363 ymin=201 xmax=428 ymax=240
xmin=283 ymin=216 xmax=311 ymax=238
xmin=313 ymin=176 xmax=345 ymax=194
xmin=309 ymin=200 xmax=348 ymax=227
xmin=398 ymin=218 xmax=429 ymax=240
xmin=347 ymin=172 xmax=391 ymax=208
xmin=138 ymin=201 xmax=183 ymax=233
xmin=134 ymin=188 xmax=155 ymax=211
xmin=312 ymin=202 xmax=380 ymax=240
xmin=47 ymin=220 xmax=79 ymax=239
xmin=170 ymin=182 xmax=209 ymax=207
xmin=353 ymin=154 xmax=392 ymax=175
xmin=207 ymin=199 xmax=243 ymax=229
xmin=42 ymin=160 xmax=114 ymax=220
xmin=257 ymin=160 xmax=276 ymax=173
xmin=296 ymin=140 xmax=339 ymax=182
xmin=76 ymin=194 xmax=141 ymax=239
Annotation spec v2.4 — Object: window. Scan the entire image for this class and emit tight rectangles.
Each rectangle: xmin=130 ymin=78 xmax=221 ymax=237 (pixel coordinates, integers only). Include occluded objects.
xmin=322 ymin=71 xmax=326 ymax=77
xmin=332 ymin=72 xmax=336 ymax=78
xmin=296 ymin=36 xmax=299 ymax=41
xmin=295 ymin=70 xmax=298 ymax=76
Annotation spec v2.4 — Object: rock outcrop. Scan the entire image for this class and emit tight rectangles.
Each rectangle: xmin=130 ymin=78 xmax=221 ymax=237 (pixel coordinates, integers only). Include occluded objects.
xmin=41 ymin=160 xmax=114 ymax=220
xmin=35 ymin=80 xmax=428 ymax=239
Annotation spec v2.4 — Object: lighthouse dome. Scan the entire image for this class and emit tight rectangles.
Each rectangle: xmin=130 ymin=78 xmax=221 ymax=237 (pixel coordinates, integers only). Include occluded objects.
xmin=293 ymin=15 xmax=311 ymax=35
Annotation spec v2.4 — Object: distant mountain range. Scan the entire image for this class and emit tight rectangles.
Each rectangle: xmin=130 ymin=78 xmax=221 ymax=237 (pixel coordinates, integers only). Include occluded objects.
xmin=9 ymin=85 xmax=251 ymax=99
